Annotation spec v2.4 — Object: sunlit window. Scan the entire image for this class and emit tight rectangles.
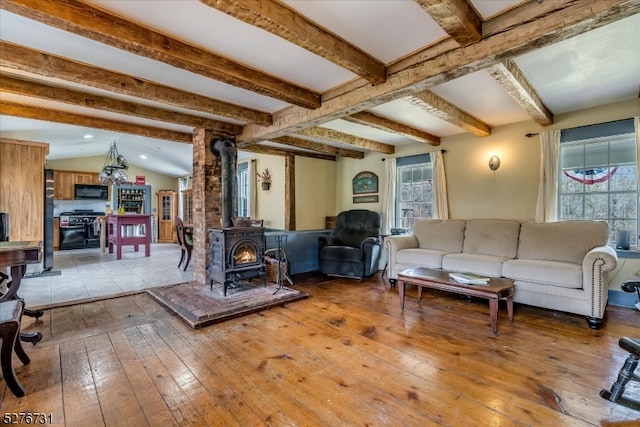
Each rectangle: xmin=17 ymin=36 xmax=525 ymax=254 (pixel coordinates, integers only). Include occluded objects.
xmin=396 ymin=154 xmax=433 ymax=229
xmin=558 ymin=119 xmax=638 ymax=246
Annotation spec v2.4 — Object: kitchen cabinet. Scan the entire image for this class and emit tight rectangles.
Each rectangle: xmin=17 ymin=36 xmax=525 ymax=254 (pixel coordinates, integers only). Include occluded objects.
xmin=0 ymin=139 xmax=47 ymax=242
xmin=53 ymin=170 xmax=100 ymax=200
xmin=74 ymin=172 xmax=98 ymax=184
xmin=157 ymin=190 xmax=177 ymax=243
xmin=53 ymin=171 xmax=75 ymax=200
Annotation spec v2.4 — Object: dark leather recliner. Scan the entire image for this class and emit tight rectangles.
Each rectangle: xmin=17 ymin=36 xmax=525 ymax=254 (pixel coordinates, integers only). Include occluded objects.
xmin=318 ymin=209 xmax=382 ymax=279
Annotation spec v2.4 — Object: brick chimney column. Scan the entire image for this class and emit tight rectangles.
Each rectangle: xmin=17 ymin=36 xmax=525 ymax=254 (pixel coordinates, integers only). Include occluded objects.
xmin=192 ymin=128 xmax=222 ymax=285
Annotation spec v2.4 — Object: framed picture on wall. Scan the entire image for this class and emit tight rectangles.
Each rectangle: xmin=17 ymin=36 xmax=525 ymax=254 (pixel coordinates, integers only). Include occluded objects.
xmin=352 ymin=171 xmax=378 ymax=194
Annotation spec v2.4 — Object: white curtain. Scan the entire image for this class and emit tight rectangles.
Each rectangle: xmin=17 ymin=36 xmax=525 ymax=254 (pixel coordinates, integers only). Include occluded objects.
xmin=381 ymin=157 xmax=396 ymax=235
xmin=432 ymin=150 xmax=449 ymax=220
xmin=635 ymin=117 xmax=640 ymax=198
xmin=535 ymin=130 xmax=560 ymax=222
xmin=249 ymin=159 xmax=257 ymax=219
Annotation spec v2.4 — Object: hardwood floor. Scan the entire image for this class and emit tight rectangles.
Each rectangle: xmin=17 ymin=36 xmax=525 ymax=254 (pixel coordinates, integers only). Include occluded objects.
xmin=2 ymin=273 xmax=639 ymax=426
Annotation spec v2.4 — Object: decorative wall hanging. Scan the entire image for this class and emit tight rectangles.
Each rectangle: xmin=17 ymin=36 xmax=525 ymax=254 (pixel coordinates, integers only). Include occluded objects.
xmin=353 ymin=195 xmax=379 ymax=204
xmin=258 ymin=168 xmax=272 ymax=190
xmin=352 ymin=171 xmax=378 ymax=194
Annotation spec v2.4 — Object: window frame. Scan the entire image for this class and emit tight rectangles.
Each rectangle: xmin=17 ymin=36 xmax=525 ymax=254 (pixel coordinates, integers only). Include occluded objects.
xmin=558 ymin=118 xmax=638 ymax=247
xmin=395 ymin=154 xmax=433 ymax=230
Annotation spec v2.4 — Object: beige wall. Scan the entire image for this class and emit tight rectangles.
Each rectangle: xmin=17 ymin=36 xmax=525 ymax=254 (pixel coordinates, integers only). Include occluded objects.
xmin=253 ymin=154 xmax=286 ymax=230
xmin=295 ymin=156 xmax=336 ymax=230
xmin=332 ymin=99 xmax=640 ymax=290
xmin=46 ymin=155 xmax=178 ymax=215
xmin=243 ymin=153 xmax=337 ymax=230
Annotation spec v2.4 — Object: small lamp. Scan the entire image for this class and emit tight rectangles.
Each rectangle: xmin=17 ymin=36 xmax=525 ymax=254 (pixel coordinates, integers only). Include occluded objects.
xmin=489 ymin=154 xmax=501 ymax=171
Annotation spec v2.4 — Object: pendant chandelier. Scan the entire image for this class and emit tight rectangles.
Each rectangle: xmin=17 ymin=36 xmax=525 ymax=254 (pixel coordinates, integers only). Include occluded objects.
xmin=99 ymin=140 xmax=129 ymax=185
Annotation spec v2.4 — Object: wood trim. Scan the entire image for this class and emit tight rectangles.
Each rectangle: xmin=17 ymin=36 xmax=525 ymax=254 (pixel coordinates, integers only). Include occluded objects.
xmin=344 ymin=111 xmax=440 ymax=145
xmin=409 ymin=90 xmax=491 ymax=137
xmin=488 ymin=60 xmax=553 ymax=126
xmin=272 ymin=135 xmax=364 ymax=159
xmin=1 ymin=100 xmax=194 ymax=143
xmin=0 ymin=73 xmax=244 ymax=136
xmin=414 ymin=0 xmax=482 ymax=46
xmin=1 ymin=0 xmax=320 ymax=109
xmin=284 ymin=154 xmax=295 ymax=231
xmin=237 ymin=0 xmax=637 ymax=144
xmin=240 ymin=144 xmax=336 ymax=161
xmin=296 ymin=127 xmax=395 ymax=154
xmin=200 ymin=0 xmax=386 ymax=84
xmin=0 ymin=137 xmax=49 ymax=153
xmin=0 ymin=41 xmax=273 ymax=126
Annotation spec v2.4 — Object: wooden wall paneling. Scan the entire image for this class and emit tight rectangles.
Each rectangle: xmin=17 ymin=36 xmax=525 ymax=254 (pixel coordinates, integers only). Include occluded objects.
xmin=0 ymin=138 xmax=48 ymax=241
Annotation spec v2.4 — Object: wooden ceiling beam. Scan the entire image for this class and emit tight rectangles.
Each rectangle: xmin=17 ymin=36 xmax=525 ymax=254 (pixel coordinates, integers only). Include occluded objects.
xmin=237 ymin=0 xmax=636 ymax=144
xmin=343 ymin=111 xmax=440 ymax=145
xmin=0 ymin=41 xmax=272 ymax=126
xmin=240 ymin=143 xmax=336 ymax=161
xmin=409 ymin=90 xmax=491 ymax=137
xmin=0 ymin=73 xmax=243 ymax=136
xmin=1 ymin=100 xmax=193 ymax=143
xmin=488 ymin=60 xmax=553 ymax=126
xmin=0 ymin=0 xmax=320 ymax=109
xmin=296 ymin=127 xmax=395 ymax=154
xmin=200 ymin=0 xmax=386 ymax=85
xmin=414 ymin=0 xmax=482 ymax=46
xmin=272 ymin=135 xmax=364 ymax=159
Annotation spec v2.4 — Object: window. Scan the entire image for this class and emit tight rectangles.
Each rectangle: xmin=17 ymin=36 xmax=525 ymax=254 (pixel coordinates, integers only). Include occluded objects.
xmin=396 ymin=154 xmax=433 ymax=229
xmin=237 ymin=162 xmax=249 ymax=218
xmin=558 ymin=119 xmax=638 ymax=246
xmin=178 ymin=176 xmax=192 ymax=224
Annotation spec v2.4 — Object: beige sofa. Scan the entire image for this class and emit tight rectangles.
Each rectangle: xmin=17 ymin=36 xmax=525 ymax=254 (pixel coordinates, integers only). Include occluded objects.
xmin=385 ymin=219 xmax=618 ymax=329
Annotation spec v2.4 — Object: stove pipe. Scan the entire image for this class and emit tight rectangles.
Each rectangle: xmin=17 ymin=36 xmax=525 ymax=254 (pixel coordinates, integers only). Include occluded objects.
xmin=210 ymin=138 xmax=236 ymax=228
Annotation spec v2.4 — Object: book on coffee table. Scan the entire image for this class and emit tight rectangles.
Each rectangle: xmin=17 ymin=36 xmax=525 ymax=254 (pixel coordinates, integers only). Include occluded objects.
xmin=449 ymin=272 xmax=490 ymax=285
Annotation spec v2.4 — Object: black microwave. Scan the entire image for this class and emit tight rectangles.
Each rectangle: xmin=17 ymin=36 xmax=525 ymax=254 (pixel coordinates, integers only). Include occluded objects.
xmin=74 ymin=184 xmax=109 ymax=200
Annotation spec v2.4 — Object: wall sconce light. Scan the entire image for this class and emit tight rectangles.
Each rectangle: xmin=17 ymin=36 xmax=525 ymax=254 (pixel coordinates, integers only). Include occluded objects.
xmin=489 ymin=154 xmax=501 ymax=171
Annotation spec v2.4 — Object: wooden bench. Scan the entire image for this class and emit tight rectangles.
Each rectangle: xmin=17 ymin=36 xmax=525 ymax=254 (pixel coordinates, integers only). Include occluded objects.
xmin=0 ymin=299 xmax=31 ymax=397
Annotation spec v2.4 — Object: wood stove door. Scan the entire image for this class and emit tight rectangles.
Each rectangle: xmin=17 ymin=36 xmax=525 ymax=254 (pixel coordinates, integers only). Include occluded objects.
xmin=230 ymin=240 xmax=260 ymax=269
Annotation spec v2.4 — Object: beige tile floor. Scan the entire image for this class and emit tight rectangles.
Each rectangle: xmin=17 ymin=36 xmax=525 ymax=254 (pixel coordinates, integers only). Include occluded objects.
xmin=18 ymin=243 xmax=194 ymax=309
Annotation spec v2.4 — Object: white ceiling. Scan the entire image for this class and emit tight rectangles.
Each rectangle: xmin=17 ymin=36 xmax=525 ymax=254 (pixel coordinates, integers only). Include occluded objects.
xmin=0 ymin=1 xmax=638 ymax=177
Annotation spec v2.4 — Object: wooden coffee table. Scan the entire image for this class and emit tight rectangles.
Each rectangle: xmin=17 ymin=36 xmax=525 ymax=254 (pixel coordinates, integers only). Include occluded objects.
xmin=397 ymin=267 xmax=514 ymax=334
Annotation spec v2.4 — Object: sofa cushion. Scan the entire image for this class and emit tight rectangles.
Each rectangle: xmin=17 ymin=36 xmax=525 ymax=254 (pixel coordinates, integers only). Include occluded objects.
xmin=442 ymin=253 xmax=506 ymax=278
xmin=517 ymin=220 xmax=609 ymax=264
xmin=462 ymin=219 xmax=520 ymax=258
xmin=396 ymin=248 xmax=449 ymax=269
xmin=412 ymin=219 xmax=466 ymax=253
xmin=503 ymin=259 xmax=582 ymax=289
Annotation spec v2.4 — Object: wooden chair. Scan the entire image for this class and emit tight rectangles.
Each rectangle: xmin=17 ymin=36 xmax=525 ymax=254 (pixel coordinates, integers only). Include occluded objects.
xmin=175 ymin=217 xmax=193 ymax=271
xmin=0 ymin=299 xmax=31 ymax=397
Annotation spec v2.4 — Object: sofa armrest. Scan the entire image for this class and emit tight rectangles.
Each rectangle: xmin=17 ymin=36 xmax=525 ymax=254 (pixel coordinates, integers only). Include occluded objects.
xmin=582 ymin=245 xmax=618 ymax=320
xmin=384 ymin=235 xmax=418 ymax=279
xmin=360 ymin=236 xmax=381 ymax=249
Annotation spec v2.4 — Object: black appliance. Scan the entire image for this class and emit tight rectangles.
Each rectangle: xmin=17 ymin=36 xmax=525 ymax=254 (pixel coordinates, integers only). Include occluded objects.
xmin=58 ymin=210 xmax=105 ymax=250
xmin=74 ymin=184 xmax=109 ymax=200
xmin=43 ymin=169 xmax=54 ymax=270
xmin=0 ymin=212 xmax=8 ymax=241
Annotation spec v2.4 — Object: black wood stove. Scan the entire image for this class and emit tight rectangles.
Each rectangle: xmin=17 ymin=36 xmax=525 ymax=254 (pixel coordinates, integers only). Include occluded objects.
xmin=208 ymin=227 xmax=266 ymax=296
